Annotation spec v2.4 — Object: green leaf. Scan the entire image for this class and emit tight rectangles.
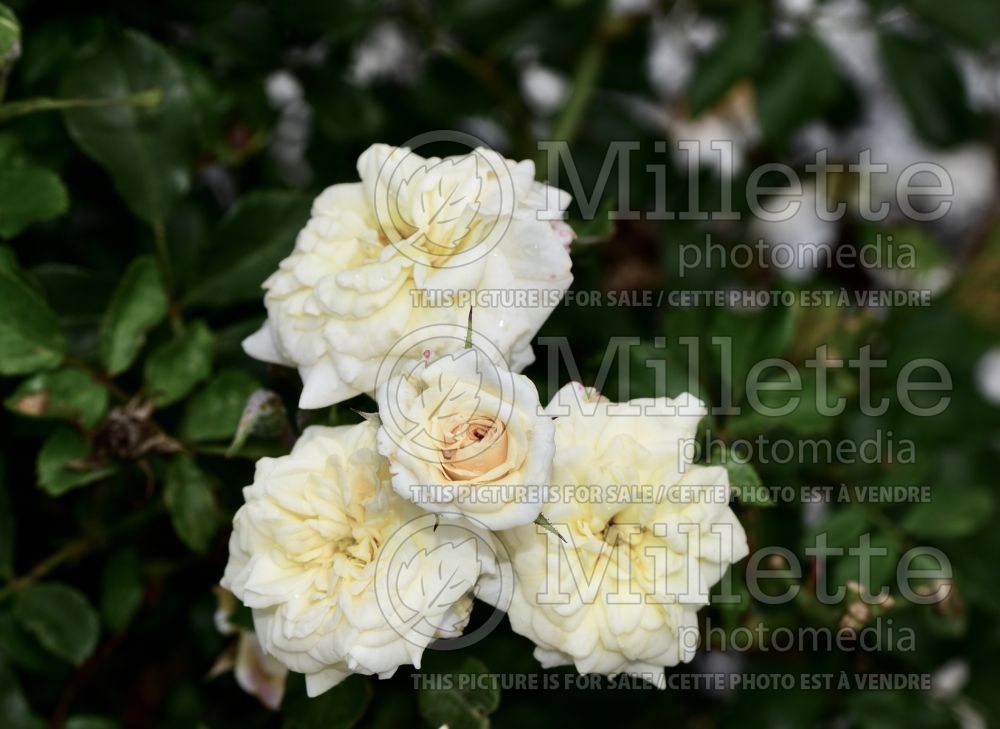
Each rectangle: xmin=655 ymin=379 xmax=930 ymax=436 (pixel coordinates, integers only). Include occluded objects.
xmin=36 ymin=427 xmax=112 ymax=496
xmin=282 ymin=673 xmax=371 ymax=729
xmin=417 ymin=657 xmax=500 ymax=729
xmin=13 ymin=583 xmax=100 ymax=666
xmin=712 ymin=565 xmax=751 ymax=632
xmin=857 ymin=222 xmax=950 ymax=290
xmin=99 ymin=550 xmax=144 ymax=632
xmin=5 ymin=367 xmax=108 ymax=428
xmin=833 ymin=531 xmax=900 ymax=592
xmin=686 ymin=5 xmax=763 ymax=116
xmin=0 ymin=653 xmax=45 ymax=729
xmin=0 ymin=610 xmax=68 ymax=676
xmin=164 ymin=455 xmax=219 ymax=554
xmin=308 ymin=76 xmax=385 ymax=143
xmin=902 ymin=484 xmax=994 ymax=540
xmin=13 ymin=16 xmax=107 ymax=90
xmin=904 ymin=0 xmax=1000 ymax=49
xmin=805 ymin=505 xmax=869 ymax=551
xmin=711 ymin=448 xmax=771 ymax=507
xmin=0 ymin=135 xmax=68 ymax=239
xmin=143 ymin=321 xmax=215 ymax=407
xmin=30 ymin=264 xmax=114 ymax=365
xmin=710 ymin=304 xmax=798 ymax=405
xmin=59 ymin=28 xmax=198 ymax=224
xmin=756 ymin=35 xmax=844 ymax=149
xmin=848 ymin=689 xmax=961 ymax=729
xmin=187 ymin=191 xmax=312 ymax=308
xmin=879 ymin=31 xmax=977 ymax=147
xmin=66 ymin=717 xmax=120 ymax=729
xmin=0 ymin=3 xmax=19 ymax=71
xmin=32 ymin=264 xmax=117 ymax=321
xmin=0 ymin=248 xmax=66 ymax=375
xmin=360 ymin=692 xmax=414 ymax=729
xmin=181 ymin=369 xmax=259 ymax=442
xmin=729 ymin=371 xmax=846 ymax=438
xmin=99 ymin=256 xmax=168 ymax=376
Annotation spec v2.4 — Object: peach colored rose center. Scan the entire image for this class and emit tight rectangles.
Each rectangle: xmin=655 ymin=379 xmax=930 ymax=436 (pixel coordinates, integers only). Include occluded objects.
xmin=439 ymin=416 xmax=509 ymax=481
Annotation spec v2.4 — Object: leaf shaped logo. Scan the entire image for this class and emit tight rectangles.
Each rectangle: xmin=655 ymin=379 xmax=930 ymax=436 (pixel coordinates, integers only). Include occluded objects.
xmin=374 ymin=324 xmax=519 ymax=467
xmin=407 ymin=349 xmax=487 ymax=450
xmin=373 ymin=511 xmax=514 ymax=649
xmin=393 ymin=155 xmax=487 ymax=257
xmin=393 ymin=537 xmax=479 ymax=634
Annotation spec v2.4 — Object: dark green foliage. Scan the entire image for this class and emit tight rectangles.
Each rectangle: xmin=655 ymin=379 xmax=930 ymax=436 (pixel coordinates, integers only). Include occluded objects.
xmin=0 ymin=0 xmax=997 ymax=727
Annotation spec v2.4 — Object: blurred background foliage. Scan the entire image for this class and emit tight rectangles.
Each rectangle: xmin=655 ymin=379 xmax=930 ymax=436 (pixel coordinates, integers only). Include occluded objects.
xmin=0 ymin=0 xmax=999 ymax=727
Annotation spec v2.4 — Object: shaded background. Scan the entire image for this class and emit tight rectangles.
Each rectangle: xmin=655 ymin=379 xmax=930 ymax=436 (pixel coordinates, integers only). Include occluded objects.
xmin=1 ymin=0 xmax=999 ymax=727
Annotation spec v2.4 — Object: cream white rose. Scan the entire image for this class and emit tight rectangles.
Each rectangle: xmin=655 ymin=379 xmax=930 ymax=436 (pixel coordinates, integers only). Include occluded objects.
xmin=492 ymin=384 xmax=749 ymax=688
xmin=221 ymin=421 xmax=498 ymax=696
xmin=243 ymin=143 xmax=574 ymax=408
xmin=375 ymin=347 xmax=554 ymax=530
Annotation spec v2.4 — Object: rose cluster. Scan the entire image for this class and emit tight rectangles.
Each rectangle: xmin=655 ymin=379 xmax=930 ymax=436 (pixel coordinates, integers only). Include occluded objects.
xmin=222 ymin=143 xmax=748 ymax=697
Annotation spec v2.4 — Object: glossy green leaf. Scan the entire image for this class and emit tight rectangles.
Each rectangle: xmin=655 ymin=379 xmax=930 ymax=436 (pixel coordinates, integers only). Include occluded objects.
xmin=0 ymin=249 xmax=66 ymax=375
xmin=36 ymin=427 xmax=112 ymax=496
xmin=833 ymin=532 xmax=900 ymax=592
xmin=99 ymin=256 xmax=168 ymax=376
xmin=756 ymin=34 xmax=844 ymax=149
xmin=186 ymin=190 xmax=312 ymax=308
xmin=805 ymin=505 xmax=870 ymax=552
xmin=0 ymin=135 xmax=68 ymax=239
xmin=904 ymin=0 xmax=1000 ymax=49
xmin=0 ymin=3 xmax=19 ymax=70
xmin=13 ymin=583 xmax=100 ymax=666
xmin=143 ymin=321 xmax=215 ymax=407
xmin=32 ymin=264 xmax=117 ymax=321
xmin=709 ymin=304 xmax=798 ymax=405
xmin=282 ymin=673 xmax=371 ymax=729
xmin=181 ymin=369 xmax=259 ymax=442
xmin=848 ymin=689 xmax=961 ymax=729
xmin=99 ymin=550 xmax=144 ymax=632
xmin=308 ymin=76 xmax=386 ymax=143
xmin=66 ymin=717 xmax=120 ymax=729
xmin=686 ymin=5 xmax=763 ymax=116
xmin=164 ymin=455 xmax=219 ymax=554
xmin=0 ymin=610 xmax=68 ymax=676
xmin=729 ymin=368 xmax=848 ymax=438
xmin=0 ymin=653 xmax=45 ymax=729
xmin=713 ymin=450 xmax=772 ymax=507
xmin=417 ymin=657 xmax=500 ymax=729
xmin=60 ymin=28 xmax=198 ymax=224
xmin=5 ymin=367 xmax=108 ymax=428
xmin=13 ymin=16 xmax=108 ymax=90
xmin=879 ymin=31 xmax=977 ymax=147
xmin=902 ymin=484 xmax=994 ymax=539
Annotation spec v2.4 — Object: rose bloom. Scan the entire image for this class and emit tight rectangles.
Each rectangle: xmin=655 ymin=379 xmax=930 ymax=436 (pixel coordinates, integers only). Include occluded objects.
xmin=375 ymin=347 xmax=554 ymax=530
xmin=491 ymin=384 xmax=749 ymax=688
xmin=243 ymin=143 xmax=574 ymax=408
xmin=221 ymin=421 xmax=498 ymax=696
